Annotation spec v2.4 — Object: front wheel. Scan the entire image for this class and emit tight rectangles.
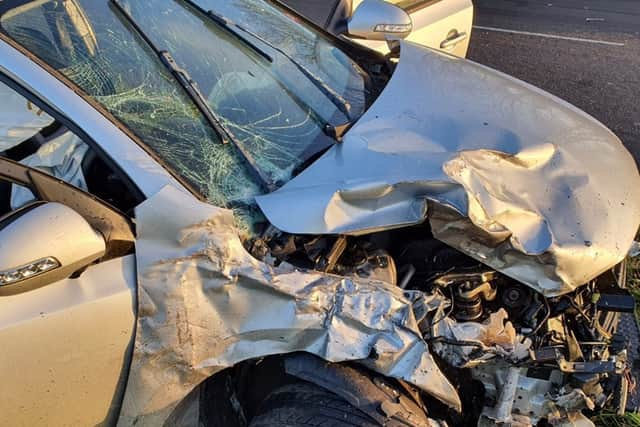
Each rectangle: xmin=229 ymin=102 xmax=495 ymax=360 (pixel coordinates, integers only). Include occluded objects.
xmin=249 ymin=382 xmax=379 ymax=427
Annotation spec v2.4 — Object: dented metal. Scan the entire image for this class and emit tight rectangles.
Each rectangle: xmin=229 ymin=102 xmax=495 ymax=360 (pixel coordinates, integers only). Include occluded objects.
xmin=0 ymin=1 xmax=634 ymax=425
xmin=117 ymin=43 xmax=640 ymax=424
xmin=430 ymin=308 xmax=531 ymax=368
xmin=117 ymin=186 xmax=460 ymax=426
xmin=257 ymin=41 xmax=640 ymax=296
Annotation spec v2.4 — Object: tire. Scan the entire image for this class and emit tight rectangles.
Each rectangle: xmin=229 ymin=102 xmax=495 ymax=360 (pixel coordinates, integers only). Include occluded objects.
xmin=249 ymin=382 xmax=380 ymax=427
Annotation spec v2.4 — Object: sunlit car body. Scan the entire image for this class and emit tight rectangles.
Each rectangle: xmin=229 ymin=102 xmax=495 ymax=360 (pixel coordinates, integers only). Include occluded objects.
xmin=0 ymin=0 xmax=638 ymax=426
xmin=279 ymin=0 xmax=474 ymax=57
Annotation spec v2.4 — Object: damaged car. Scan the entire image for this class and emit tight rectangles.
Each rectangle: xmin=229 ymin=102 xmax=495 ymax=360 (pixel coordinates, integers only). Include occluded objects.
xmin=0 ymin=0 xmax=638 ymax=426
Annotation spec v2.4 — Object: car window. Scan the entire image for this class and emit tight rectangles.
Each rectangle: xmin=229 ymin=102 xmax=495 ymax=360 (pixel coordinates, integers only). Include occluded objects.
xmin=273 ymin=0 xmax=344 ymax=29
xmin=0 ymin=78 xmax=137 ymax=214
xmin=0 ymin=1 xmax=261 ymax=226
xmin=203 ymin=0 xmax=366 ymax=113
xmin=0 ymin=83 xmax=54 ymax=150
xmin=0 ymin=0 xmax=370 ymax=236
xmin=121 ymin=0 xmax=353 ymax=185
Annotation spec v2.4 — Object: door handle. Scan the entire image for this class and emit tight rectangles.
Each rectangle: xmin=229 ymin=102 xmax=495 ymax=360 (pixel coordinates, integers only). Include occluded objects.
xmin=440 ymin=31 xmax=468 ymax=49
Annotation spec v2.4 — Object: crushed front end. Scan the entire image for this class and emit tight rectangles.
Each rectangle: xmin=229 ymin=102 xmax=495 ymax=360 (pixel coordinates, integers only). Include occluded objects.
xmin=120 ymin=41 xmax=640 ymax=426
xmin=252 ymin=41 xmax=640 ymax=425
xmin=260 ymin=228 xmax=636 ymax=426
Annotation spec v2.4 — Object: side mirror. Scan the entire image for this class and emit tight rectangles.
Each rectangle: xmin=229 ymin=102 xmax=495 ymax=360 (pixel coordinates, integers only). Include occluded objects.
xmin=347 ymin=0 xmax=412 ymax=41
xmin=0 ymin=202 xmax=106 ymax=294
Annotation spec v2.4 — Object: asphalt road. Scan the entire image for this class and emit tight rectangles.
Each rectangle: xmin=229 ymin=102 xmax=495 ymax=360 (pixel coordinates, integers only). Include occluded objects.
xmin=467 ymin=0 xmax=640 ymax=162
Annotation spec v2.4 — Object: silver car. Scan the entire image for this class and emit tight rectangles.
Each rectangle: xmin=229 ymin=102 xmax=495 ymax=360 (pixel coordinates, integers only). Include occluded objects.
xmin=0 ymin=0 xmax=638 ymax=426
xmin=278 ymin=0 xmax=474 ymax=57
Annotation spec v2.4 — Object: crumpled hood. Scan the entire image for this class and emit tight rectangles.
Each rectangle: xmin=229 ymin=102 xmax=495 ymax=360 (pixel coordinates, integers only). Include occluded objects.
xmin=256 ymin=41 xmax=640 ymax=296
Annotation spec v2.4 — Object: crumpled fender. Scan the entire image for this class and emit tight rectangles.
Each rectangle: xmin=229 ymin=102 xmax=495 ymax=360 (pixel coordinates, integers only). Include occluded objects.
xmin=116 ymin=186 xmax=460 ymax=426
xmin=256 ymin=41 xmax=640 ymax=296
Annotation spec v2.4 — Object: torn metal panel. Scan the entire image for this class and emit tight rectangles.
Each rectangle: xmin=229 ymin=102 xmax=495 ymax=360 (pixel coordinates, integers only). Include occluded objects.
xmin=0 ymin=83 xmax=54 ymax=151
xmin=11 ymin=132 xmax=88 ymax=208
xmin=430 ymin=308 xmax=531 ymax=368
xmin=436 ymin=306 xmax=606 ymax=426
xmin=117 ymin=185 xmax=460 ymax=426
xmin=256 ymin=41 xmax=640 ymax=296
xmin=546 ymin=389 xmax=597 ymax=427
xmin=474 ymin=369 xmax=599 ymax=427
xmin=473 ymin=363 xmax=564 ymax=426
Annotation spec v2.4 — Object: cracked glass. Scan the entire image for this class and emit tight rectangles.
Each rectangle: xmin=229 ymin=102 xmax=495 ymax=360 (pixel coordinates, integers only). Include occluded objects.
xmin=0 ymin=0 xmax=368 ymax=234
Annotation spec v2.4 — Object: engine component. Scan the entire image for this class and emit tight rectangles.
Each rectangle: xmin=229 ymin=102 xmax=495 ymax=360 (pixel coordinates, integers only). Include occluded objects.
xmin=502 ymin=287 xmax=525 ymax=309
xmin=425 ymin=263 xmax=631 ymax=426
xmin=266 ymin=226 xmax=633 ymax=426
xmin=434 ymin=271 xmax=497 ymax=321
xmin=595 ymin=292 xmax=636 ymax=313
xmin=456 ymin=281 xmax=497 ymax=321
xmin=472 ymin=362 xmax=564 ymax=425
xmin=265 ymin=234 xmax=398 ymax=286
xmin=493 ymin=366 xmax=519 ymax=423
xmin=398 ymin=264 xmax=417 ymax=289
xmin=340 ymin=249 xmax=397 ymax=286
xmin=501 ymin=285 xmax=530 ymax=311
xmin=558 ymin=356 xmax=626 ymax=374
xmin=320 ymin=235 xmax=347 ymax=273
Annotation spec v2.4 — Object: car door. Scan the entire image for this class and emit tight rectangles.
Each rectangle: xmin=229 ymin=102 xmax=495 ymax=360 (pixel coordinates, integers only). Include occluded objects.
xmin=0 ymin=78 xmax=137 ymax=426
xmin=351 ymin=0 xmax=474 ymax=57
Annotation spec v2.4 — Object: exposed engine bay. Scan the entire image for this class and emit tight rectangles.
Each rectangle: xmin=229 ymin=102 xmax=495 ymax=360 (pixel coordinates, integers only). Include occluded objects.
xmin=257 ymin=225 xmax=636 ymax=426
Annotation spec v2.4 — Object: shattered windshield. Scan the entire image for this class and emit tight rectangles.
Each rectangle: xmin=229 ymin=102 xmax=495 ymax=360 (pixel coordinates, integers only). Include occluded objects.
xmin=0 ymin=0 xmax=368 ymax=231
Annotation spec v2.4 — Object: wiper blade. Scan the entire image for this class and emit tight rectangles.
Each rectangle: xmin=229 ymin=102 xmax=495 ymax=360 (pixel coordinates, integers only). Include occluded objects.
xmin=237 ymin=25 xmax=353 ymax=120
xmin=203 ymin=11 xmax=273 ymax=63
xmin=183 ymin=2 xmax=351 ymax=143
xmin=179 ymin=0 xmax=352 ymax=121
xmin=110 ymin=0 xmax=275 ymax=192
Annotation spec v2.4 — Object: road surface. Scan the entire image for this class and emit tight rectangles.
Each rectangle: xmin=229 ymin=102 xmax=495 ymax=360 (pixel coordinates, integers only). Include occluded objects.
xmin=468 ymin=0 xmax=640 ymax=162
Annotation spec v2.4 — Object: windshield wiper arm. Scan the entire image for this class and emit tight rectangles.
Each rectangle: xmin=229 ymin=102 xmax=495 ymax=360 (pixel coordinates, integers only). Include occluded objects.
xmin=234 ymin=24 xmax=353 ymax=120
xmin=203 ymin=12 xmax=273 ymax=63
xmin=110 ymin=0 xmax=275 ymax=192
xmin=178 ymin=0 xmax=352 ymax=121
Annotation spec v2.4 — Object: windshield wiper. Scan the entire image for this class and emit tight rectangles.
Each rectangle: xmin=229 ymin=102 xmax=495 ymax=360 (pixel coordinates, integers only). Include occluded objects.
xmin=110 ymin=0 xmax=275 ymax=192
xmin=201 ymin=12 xmax=273 ymax=63
xmin=178 ymin=0 xmax=353 ymax=123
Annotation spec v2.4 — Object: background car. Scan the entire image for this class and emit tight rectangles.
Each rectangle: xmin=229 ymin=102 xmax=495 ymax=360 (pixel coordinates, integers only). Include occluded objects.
xmin=279 ymin=0 xmax=473 ymax=56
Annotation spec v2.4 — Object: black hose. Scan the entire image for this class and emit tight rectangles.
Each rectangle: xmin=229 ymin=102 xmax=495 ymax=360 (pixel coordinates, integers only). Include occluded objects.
xmin=527 ymin=296 xmax=550 ymax=337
